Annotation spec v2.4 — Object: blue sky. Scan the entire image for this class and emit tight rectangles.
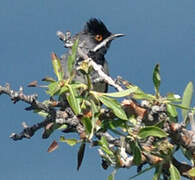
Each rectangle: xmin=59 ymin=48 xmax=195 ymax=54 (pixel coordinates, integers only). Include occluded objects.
xmin=0 ymin=0 xmax=194 ymax=179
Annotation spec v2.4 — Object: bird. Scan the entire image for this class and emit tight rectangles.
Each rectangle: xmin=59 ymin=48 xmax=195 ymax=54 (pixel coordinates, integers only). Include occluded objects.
xmin=59 ymin=18 xmax=124 ymax=93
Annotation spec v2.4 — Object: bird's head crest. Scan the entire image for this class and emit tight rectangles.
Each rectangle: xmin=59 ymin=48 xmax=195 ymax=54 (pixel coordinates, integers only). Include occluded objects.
xmin=84 ymin=18 xmax=111 ymax=41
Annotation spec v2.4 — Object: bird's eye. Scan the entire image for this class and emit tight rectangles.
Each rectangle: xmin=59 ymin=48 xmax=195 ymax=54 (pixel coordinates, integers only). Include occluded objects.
xmin=95 ymin=34 xmax=103 ymax=42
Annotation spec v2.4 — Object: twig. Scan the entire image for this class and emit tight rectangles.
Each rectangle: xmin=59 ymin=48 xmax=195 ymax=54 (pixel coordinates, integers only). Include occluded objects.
xmin=88 ymin=59 xmax=123 ymax=91
xmin=10 ymin=118 xmax=52 ymax=140
xmin=0 ymin=84 xmax=51 ymax=113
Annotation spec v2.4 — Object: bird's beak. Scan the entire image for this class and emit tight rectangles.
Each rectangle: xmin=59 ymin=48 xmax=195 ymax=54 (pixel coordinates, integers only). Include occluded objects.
xmin=110 ymin=33 xmax=125 ymax=40
xmin=92 ymin=33 xmax=125 ymax=52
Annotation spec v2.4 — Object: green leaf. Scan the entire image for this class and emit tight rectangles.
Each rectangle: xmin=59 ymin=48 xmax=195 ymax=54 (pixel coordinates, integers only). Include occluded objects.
xmin=138 ymin=126 xmax=168 ymax=139
xmin=166 ymin=93 xmax=181 ymax=103
xmin=67 ymin=84 xmax=81 ymax=115
xmin=46 ymin=81 xmax=60 ymax=96
xmin=169 ymin=163 xmax=181 ymax=180
xmin=153 ymin=64 xmax=161 ymax=97
xmin=58 ymin=82 xmax=87 ymax=95
xmin=77 ymin=142 xmax=86 ymax=171
xmin=152 ymin=165 xmax=162 ymax=180
xmin=99 ymin=136 xmax=114 ymax=156
xmin=108 ymin=119 xmax=126 ymax=129
xmin=101 ymin=119 xmax=126 ymax=135
xmin=170 ymin=103 xmax=192 ymax=111
xmin=122 ymin=85 xmax=155 ymax=101
xmin=34 ymin=109 xmax=48 ymax=117
xmin=57 ymin=124 xmax=68 ymax=130
xmin=129 ymin=166 xmax=153 ymax=179
xmin=167 ymin=103 xmax=178 ymax=122
xmin=51 ymin=53 xmax=64 ymax=81
xmin=60 ymin=136 xmax=78 ymax=146
xmin=90 ymin=99 xmax=99 ymax=114
xmin=132 ymin=92 xmax=156 ymax=101
xmin=107 ymin=169 xmax=118 ymax=180
xmin=58 ymin=85 xmax=68 ymax=95
xmin=107 ymin=174 xmax=114 ymax=180
xmin=98 ymin=95 xmax=127 ymax=120
xmin=181 ymin=82 xmax=193 ymax=122
xmin=68 ymin=39 xmax=79 ymax=74
xmin=81 ymin=117 xmax=92 ymax=135
xmin=89 ymin=100 xmax=99 ymax=139
xmin=187 ymin=167 xmax=195 ymax=177
xmin=180 ymin=146 xmax=192 ymax=161
xmin=130 ymin=141 xmax=142 ymax=165
xmin=103 ymin=87 xmax=138 ymax=98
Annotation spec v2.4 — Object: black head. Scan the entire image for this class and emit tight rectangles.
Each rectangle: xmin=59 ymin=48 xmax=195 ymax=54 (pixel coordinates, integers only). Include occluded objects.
xmin=77 ymin=18 xmax=124 ymax=65
xmin=83 ymin=18 xmax=112 ymax=43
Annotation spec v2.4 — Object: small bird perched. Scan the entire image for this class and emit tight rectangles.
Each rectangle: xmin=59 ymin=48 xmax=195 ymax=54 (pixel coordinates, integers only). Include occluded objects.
xmin=58 ymin=18 xmax=124 ymax=93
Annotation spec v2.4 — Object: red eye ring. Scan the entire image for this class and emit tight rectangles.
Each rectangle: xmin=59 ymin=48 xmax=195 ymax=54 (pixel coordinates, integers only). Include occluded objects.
xmin=95 ymin=34 xmax=103 ymax=42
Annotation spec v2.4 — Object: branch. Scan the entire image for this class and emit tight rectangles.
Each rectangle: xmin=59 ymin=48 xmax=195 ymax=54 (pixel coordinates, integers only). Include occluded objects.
xmin=0 ymin=83 xmax=52 ymax=113
xmin=9 ymin=107 xmax=85 ymax=141
xmin=167 ymin=122 xmax=195 ymax=154
xmin=88 ymin=59 xmax=124 ymax=92
xmin=2 ymin=29 xmax=194 ymax=179
xmin=10 ymin=118 xmax=52 ymax=140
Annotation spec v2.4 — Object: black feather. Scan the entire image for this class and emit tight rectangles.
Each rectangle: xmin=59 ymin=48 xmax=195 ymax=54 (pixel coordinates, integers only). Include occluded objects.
xmin=83 ymin=18 xmax=111 ymax=39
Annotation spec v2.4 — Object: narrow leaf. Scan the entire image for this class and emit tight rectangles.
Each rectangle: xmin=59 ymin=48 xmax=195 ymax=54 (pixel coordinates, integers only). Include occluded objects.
xmin=67 ymin=85 xmax=81 ymax=115
xmin=170 ymin=103 xmax=192 ymax=111
xmin=46 ymin=81 xmax=60 ymax=96
xmin=124 ymin=85 xmax=156 ymax=101
xmin=167 ymin=93 xmax=181 ymax=103
xmin=59 ymin=82 xmax=87 ymax=95
xmin=130 ymin=141 xmax=142 ymax=165
xmin=129 ymin=166 xmax=153 ymax=179
xmin=167 ymin=104 xmax=178 ymax=118
xmin=68 ymin=39 xmax=79 ymax=74
xmin=107 ymin=169 xmax=118 ymax=180
xmin=152 ymin=165 xmax=162 ymax=180
xmin=107 ymin=174 xmax=114 ymax=180
xmin=132 ymin=92 xmax=156 ymax=101
xmin=60 ymin=136 xmax=78 ymax=146
xmin=103 ymin=87 xmax=138 ymax=98
xmin=51 ymin=52 xmax=64 ymax=81
xmin=34 ymin=109 xmax=48 ymax=117
xmin=181 ymin=82 xmax=193 ymax=121
xmin=47 ymin=140 xmax=59 ymax=153
xmin=138 ymin=126 xmax=168 ymax=139
xmin=57 ymin=124 xmax=68 ymax=130
xmin=180 ymin=146 xmax=192 ymax=161
xmin=169 ymin=163 xmax=181 ymax=180
xmin=153 ymin=64 xmax=161 ymax=97
xmin=99 ymin=136 xmax=114 ymax=156
xmin=42 ymin=77 xmax=56 ymax=83
xmin=77 ymin=142 xmax=86 ymax=171
xmin=98 ymin=95 xmax=127 ymax=120
xmin=81 ymin=117 xmax=92 ymax=135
